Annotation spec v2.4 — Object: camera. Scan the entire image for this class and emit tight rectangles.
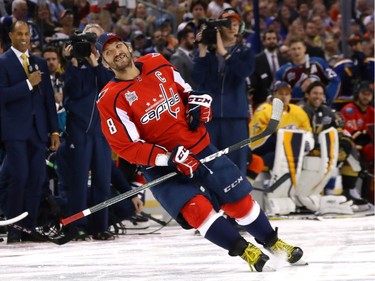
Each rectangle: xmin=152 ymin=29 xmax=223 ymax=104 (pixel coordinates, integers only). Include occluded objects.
xmin=201 ymin=18 xmax=231 ymax=46
xmin=70 ymin=31 xmax=97 ymax=59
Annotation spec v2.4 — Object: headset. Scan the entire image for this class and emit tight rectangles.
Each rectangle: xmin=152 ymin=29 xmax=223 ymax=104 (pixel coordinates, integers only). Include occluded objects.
xmin=219 ymin=7 xmax=245 ymax=35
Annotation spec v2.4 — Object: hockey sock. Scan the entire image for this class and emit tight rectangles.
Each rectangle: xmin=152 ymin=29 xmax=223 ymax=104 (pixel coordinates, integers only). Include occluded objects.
xmin=240 ymin=209 xmax=274 ymax=245
xmin=202 ymin=215 xmax=243 ymax=251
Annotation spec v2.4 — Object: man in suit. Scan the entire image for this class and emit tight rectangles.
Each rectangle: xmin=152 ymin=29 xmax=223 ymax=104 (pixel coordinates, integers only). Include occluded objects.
xmin=0 ymin=20 xmax=60 ymax=243
xmin=250 ymin=29 xmax=288 ymax=109
xmin=170 ymin=27 xmax=196 ymax=88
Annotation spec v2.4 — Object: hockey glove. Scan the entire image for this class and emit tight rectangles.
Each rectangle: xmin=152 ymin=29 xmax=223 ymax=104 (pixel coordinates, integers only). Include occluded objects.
xmin=186 ymin=92 xmax=212 ymax=131
xmin=168 ymin=145 xmax=202 ymax=178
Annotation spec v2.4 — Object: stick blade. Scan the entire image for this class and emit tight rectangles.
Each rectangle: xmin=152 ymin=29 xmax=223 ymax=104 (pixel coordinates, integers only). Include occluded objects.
xmin=270 ymin=98 xmax=283 ymax=121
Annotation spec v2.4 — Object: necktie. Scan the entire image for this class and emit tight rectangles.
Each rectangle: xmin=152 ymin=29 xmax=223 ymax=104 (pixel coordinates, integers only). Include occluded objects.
xmin=21 ymin=53 xmax=29 ymax=76
xmin=271 ymin=54 xmax=277 ymax=73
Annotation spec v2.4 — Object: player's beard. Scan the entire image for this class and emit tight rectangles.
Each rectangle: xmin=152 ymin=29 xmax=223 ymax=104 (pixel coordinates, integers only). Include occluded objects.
xmin=112 ymin=52 xmax=133 ymax=72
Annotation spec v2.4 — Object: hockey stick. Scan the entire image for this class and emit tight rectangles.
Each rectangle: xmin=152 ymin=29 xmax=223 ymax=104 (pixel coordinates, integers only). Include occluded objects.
xmin=140 ymin=211 xmax=168 ymax=226
xmin=0 ymin=212 xmax=28 ymax=226
xmin=60 ymin=98 xmax=283 ymax=228
xmin=9 ymin=222 xmax=78 ymax=245
xmin=252 ymin=173 xmax=290 ymax=193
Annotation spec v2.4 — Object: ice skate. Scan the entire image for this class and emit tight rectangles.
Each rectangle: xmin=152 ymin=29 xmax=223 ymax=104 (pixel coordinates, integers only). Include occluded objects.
xmin=343 ymin=188 xmax=370 ymax=212
xmin=229 ymin=237 xmax=273 ymax=272
xmin=260 ymin=228 xmax=305 ymax=265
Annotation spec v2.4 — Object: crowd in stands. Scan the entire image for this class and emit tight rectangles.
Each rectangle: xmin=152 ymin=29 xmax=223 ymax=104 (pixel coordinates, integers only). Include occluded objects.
xmin=0 ymin=0 xmax=373 ymax=243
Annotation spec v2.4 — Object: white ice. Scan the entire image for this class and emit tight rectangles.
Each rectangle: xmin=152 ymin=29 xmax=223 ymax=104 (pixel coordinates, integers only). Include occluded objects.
xmin=1 ymin=215 xmax=374 ymax=281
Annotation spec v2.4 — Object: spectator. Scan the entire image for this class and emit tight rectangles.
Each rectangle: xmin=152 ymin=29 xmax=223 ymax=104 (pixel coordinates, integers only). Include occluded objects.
xmin=130 ymin=30 xmax=150 ymax=57
xmin=33 ymin=3 xmax=57 ymax=50
xmin=188 ymin=0 xmax=208 ymax=35
xmin=42 ymin=46 xmax=65 ymax=132
xmin=303 ymin=19 xmax=325 ymax=58
xmin=291 ymin=0 xmax=311 ymax=28
xmin=170 ymin=27 xmax=196 ymax=88
xmin=207 ymin=0 xmax=231 ymax=19
xmin=0 ymin=20 xmax=60 ymax=243
xmin=0 ymin=0 xmax=40 ymax=50
xmin=192 ymin=8 xmax=255 ymax=174
xmin=250 ymin=29 xmax=289 ymax=109
xmin=127 ymin=2 xmax=156 ymax=37
xmin=275 ymin=36 xmax=341 ymax=106
xmin=52 ymin=9 xmax=75 ymax=41
xmin=144 ymin=29 xmax=174 ymax=61
xmin=58 ymin=23 xmax=114 ymax=241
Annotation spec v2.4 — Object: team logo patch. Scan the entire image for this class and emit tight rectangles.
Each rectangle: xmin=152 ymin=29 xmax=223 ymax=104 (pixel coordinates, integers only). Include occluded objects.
xmin=125 ymin=91 xmax=138 ymax=106
xmin=344 ymin=107 xmax=354 ymax=114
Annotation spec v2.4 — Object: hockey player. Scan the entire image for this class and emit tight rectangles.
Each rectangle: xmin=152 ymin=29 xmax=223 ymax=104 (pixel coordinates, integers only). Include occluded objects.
xmin=94 ymin=32 xmax=304 ymax=272
xmin=340 ymin=81 xmax=374 ymax=204
xmin=275 ymin=36 xmax=341 ymax=106
xmin=303 ymin=81 xmax=369 ymax=211
xmin=249 ymin=81 xmax=313 ymax=169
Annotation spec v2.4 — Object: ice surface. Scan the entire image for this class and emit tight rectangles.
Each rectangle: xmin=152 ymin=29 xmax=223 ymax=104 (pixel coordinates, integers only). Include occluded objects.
xmin=1 ymin=216 xmax=374 ymax=281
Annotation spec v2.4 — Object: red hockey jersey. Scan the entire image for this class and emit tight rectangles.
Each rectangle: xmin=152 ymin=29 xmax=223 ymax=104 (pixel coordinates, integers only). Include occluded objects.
xmin=96 ymin=53 xmax=210 ymax=166
xmin=340 ymin=102 xmax=374 ymax=135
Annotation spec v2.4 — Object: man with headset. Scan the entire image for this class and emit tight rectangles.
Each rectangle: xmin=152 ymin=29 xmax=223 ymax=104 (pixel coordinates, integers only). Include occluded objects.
xmin=192 ymin=8 xmax=255 ymax=174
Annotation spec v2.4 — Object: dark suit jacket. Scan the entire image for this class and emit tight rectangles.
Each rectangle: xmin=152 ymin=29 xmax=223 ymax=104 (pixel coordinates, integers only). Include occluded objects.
xmin=170 ymin=48 xmax=195 ymax=89
xmin=250 ymin=51 xmax=288 ymax=108
xmin=0 ymin=48 xmax=59 ymax=142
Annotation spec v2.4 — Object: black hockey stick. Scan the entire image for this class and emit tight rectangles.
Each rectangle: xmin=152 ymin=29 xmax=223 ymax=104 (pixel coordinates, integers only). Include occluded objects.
xmin=60 ymin=98 xmax=283 ymax=227
xmin=252 ymin=173 xmax=291 ymax=193
xmin=140 ymin=211 xmax=168 ymax=226
xmin=0 ymin=212 xmax=28 ymax=226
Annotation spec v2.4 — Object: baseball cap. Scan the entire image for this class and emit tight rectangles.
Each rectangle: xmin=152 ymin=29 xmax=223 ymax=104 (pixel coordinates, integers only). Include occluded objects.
xmin=58 ymin=9 xmax=73 ymax=20
xmin=177 ymin=21 xmax=194 ymax=33
xmin=356 ymin=81 xmax=373 ymax=94
xmin=348 ymin=33 xmax=363 ymax=46
xmin=220 ymin=8 xmax=242 ymax=22
xmin=131 ymin=30 xmax=145 ymax=41
xmin=272 ymin=81 xmax=292 ymax=92
xmin=96 ymin=32 xmax=122 ymax=54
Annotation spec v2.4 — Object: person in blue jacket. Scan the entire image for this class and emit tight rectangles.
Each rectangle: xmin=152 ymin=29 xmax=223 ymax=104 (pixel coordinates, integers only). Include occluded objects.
xmin=192 ymin=8 xmax=255 ymax=174
xmin=58 ymin=23 xmax=114 ymax=241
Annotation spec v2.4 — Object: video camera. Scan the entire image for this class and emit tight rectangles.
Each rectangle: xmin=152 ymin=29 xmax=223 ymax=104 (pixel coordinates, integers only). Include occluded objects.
xmin=201 ymin=18 xmax=231 ymax=46
xmin=70 ymin=31 xmax=97 ymax=59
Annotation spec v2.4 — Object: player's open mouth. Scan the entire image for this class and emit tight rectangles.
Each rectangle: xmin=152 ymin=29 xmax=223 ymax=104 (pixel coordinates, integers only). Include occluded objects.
xmin=115 ymin=53 xmax=127 ymax=62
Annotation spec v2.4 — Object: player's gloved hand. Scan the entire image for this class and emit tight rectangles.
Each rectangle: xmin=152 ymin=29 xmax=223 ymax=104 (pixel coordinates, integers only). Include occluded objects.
xmin=186 ymin=92 xmax=212 ymax=131
xmin=168 ymin=145 xmax=202 ymax=178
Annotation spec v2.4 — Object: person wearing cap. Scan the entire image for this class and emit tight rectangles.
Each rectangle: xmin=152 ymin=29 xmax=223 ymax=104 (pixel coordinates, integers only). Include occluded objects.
xmin=94 ymin=31 xmax=304 ymax=272
xmin=340 ymin=81 xmax=374 ymax=204
xmin=192 ymin=8 xmax=255 ymax=175
xmin=302 ymin=81 xmax=370 ymax=210
xmin=57 ymin=23 xmax=114 ymax=241
xmin=249 ymin=81 xmax=312 ymax=169
xmin=130 ymin=30 xmax=149 ymax=57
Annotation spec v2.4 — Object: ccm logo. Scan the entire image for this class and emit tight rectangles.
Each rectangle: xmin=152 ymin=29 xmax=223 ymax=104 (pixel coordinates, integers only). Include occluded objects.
xmin=223 ymin=176 xmax=243 ymax=193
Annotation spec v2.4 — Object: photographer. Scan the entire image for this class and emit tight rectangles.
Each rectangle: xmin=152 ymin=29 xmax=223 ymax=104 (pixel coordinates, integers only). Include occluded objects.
xmin=192 ymin=8 xmax=255 ymax=174
xmin=57 ymin=23 xmax=114 ymax=241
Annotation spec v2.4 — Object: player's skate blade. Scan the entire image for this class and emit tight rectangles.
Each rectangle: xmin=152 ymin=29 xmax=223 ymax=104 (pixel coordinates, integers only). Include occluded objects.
xmin=291 ymin=258 xmax=308 ymax=266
